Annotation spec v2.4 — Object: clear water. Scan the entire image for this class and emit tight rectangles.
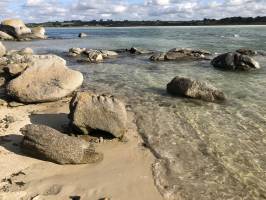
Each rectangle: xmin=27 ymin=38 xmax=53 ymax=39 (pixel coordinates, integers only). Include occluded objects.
xmin=3 ymin=26 xmax=266 ymax=200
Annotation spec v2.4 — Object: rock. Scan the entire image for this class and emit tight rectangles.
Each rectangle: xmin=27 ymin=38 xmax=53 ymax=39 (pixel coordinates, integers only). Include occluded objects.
xmin=30 ymin=27 xmax=47 ymax=39
xmin=7 ymin=55 xmax=83 ymax=103
xmin=69 ymin=48 xmax=86 ymax=55
xmin=236 ymin=48 xmax=257 ymax=56
xmin=0 ymin=76 xmax=5 ymax=87
xmin=0 ymin=42 xmax=6 ymax=57
xmin=167 ymin=76 xmax=226 ymax=102
xmin=20 ymin=124 xmax=103 ymax=164
xmin=165 ymin=48 xmax=211 ymax=61
xmin=211 ymin=52 xmax=260 ymax=71
xmin=8 ymin=101 xmax=25 ymax=107
xmin=0 ymin=31 xmax=14 ymax=40
xmin=0 ymin=99 xmax=8 ymax=106
xmin=150 ymin=52 xmax=166 ymax=61
xmin=78 ymin=33 xmax=87 ymax=38
xmin=83 ymin=50 xmax=103 ymax=62
xmin=19 ymin=47 xmax=34 ymax=55
xmin=0 ymin=57 xmax=8 ymax=66
xmin=0 ymin=19 xmax=31 ymax=38
xmin=129 ymin=47 xmax=153 ymax=54
xmin=69 ymin=92 xmax=128 ymax=138
xmin=100 ymin=50 xmax=118 ymax=58
xmin=4 ymin=63 xmax=28 ymax=77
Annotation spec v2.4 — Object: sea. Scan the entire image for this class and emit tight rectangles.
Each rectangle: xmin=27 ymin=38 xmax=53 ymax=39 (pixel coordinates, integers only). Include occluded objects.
xmin=3 ymin=26 xmax=266 ymax=200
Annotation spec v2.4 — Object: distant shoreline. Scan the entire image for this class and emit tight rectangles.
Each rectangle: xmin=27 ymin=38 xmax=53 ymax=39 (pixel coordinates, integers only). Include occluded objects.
xmin=26 ymin=16 xmax=266 ymax=28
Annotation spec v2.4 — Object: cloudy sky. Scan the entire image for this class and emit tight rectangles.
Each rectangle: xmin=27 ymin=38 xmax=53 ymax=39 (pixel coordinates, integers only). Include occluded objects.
xmin=0 ymin=0 xmax=265 ymax=22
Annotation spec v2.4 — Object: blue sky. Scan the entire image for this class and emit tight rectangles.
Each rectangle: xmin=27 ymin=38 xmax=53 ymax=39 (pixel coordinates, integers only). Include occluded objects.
xmin=0 ymin=0 xmax=265 ymax=23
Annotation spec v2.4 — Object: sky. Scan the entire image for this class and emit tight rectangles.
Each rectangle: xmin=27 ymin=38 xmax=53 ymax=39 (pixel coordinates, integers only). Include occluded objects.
xmin=0 ymin=0 xmax=265 ymax=23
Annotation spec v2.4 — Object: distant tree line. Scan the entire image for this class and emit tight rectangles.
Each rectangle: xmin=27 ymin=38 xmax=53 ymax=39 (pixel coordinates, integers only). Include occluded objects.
xmin=27 ymin=16 xmax=266 ymax=27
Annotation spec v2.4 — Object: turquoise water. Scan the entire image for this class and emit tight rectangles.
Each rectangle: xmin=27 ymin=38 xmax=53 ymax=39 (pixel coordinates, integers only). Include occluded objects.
xmin=3 ymin=26 xmax=266 ymax=199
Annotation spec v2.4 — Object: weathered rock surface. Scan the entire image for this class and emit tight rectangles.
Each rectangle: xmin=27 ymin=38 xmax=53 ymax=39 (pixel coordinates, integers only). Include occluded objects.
xmin=79 ymin=33 xmax=87 ymax=38
xmin=100 ymin=50 xmax=118 ymax=58
xmin=236 ymin=48 xmax=257 ymax=56
xmin=83 ymin=50 xmax=103 ymax=62
xmin=211 ymin=52 xmax=260 ymax=71
xmin=69 ymin=48 xmax=118 ymax=62
xmin=0 ymin=31 xmax=14 ymax=40
xmin=0 ymin=42 xmax=6 ymax=57
xmin=30 ymin=27 xmax=47 ymax=39
xmin=167 ymin=76 xmax=226 ymax=102
xmin=19 ymin=47 xmax=34 ymax=55
xmin=21 ymin=124 xmax=103 ymax=164
xmin=128 ymin=47 xmax=154 ymax=54
xmin=7 ymin=55 xmax=83 ymax=103
xmin=150 ymin=48 xmax=212 ymax=61
xmin=69 ymin=92 xmax=128 ymax=138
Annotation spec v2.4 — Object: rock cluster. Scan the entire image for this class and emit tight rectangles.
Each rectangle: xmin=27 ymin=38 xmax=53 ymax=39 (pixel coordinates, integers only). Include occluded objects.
xmin=0 ymin=19 xmax=47 ymax=41
xmin=211 ymin=52 xmax=260 ymax=71
xmin=69 ymin=48 xmax=118 ymax=63
xmin=21 ymin=124 xmax=103 ymax=165
xmin=0 ymin=43 xmax=83 ymax=103
xmin=167 ymin=76 xmax=226 ymax=102
xmin=150 ymin=48 xmax=212 ymax=61
xmin=69 ymin=92 xmax=128 ymax=138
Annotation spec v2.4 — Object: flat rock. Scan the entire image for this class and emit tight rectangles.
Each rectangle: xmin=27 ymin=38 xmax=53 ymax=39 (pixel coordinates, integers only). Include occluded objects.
xmin=100 ymin=50 xmax=118 ymax=58
xmin=211 ymin=52 xmax=260 ymax=71
xmin=7 ymin=55 xmax=83 ymax=103
xmin=167 ymin=76 xmax=226 ymax=102
xmin=21 ymin=124 xmax=103 ymax=164
xmin=165 ymin=48 xmax=211 ymax=61
xmin=69 ymin=92 xmax=128 ymax=138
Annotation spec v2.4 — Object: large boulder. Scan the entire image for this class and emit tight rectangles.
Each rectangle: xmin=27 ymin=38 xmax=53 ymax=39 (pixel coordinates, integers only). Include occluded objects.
xmin=0 ymin=19 xmax=31 ymax=38
xmin=211 ymin=52 xmax=260 ymax=71
xmin=21 ymin=124 xmax=103 ymax=165
xmin=6 ymin=55 xmax=83 ymax=103
xmin=69 ymin=92 xmax=128 ymax=138
xmin=167 ymin=76 xmax=226 ymax=102
xmin=0 ymin=42 xmax=6 ymax=57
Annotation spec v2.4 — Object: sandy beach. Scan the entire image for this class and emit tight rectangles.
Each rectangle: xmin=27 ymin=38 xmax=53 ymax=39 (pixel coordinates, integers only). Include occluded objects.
xmin=0 ymin=96 xmax=163 ymax=200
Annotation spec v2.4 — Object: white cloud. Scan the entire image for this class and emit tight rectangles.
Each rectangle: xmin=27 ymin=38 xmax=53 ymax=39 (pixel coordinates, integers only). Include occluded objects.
xmin=0 ymin=0 xmax=265 ymax=22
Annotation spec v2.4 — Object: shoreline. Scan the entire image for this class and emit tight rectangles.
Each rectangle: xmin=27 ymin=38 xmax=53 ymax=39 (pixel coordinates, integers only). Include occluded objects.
xmin=0 ymin=98 xmax=163 ymax=199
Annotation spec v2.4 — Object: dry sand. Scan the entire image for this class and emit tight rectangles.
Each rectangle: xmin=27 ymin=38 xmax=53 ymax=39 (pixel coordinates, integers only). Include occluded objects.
xmin=0 ymin=98 xmax=163 ymax=200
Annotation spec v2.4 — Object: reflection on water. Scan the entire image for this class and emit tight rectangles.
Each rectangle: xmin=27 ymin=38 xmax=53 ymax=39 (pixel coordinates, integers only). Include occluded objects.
xmin=3 ymin=26 xmax=266 ymax=199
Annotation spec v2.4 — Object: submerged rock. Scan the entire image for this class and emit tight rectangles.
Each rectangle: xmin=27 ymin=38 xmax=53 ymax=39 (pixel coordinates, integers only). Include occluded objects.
xmin=69 ymin=47 xmax=86 ymax=55
xmin=7 ymin=55 xmax=83 ymax=103
xmin=69 ymin=92 xmax=128 ymax=138
xmin=21 ymin=124 xmax=103 ymax=165
xmin=211 ymin=52 xmax=260 ymax=71
xmin=150 ymin=48 xmax=211 ymax=61
xmin=167 ymin=76 xmax=226 ymax=102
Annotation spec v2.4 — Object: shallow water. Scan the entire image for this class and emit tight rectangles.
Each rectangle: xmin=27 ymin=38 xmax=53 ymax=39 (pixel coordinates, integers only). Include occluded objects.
xmin=3 ymin=26 xmax=266 ymax=199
